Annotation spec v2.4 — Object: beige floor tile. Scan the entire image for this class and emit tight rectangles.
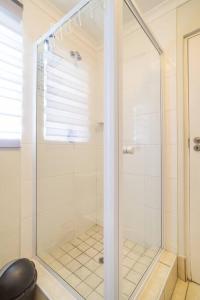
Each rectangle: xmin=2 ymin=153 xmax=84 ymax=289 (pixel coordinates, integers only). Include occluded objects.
xmin=85 ymin=259 xmax=100 ymax=272
xmin=78 ymin=232 xmax=89 ymax=241
xmin=60 ymin=242 xmax=74 ymax=252
xmin=58 ymin=253 xmax=72 ymax=265
xmin=40 ymin=252 xmax=54 ymax=264
xmin=68 ymin=247 xmax=81 ymax=258
xmin=67 ymin=273 xmax=81 ymax=288
xmin=93 ymin=233 xmax=103 ymax=240
xmin=76 ymin=253 xmax=90 ymax=264
xmin=85 ymin=273 xmax=102 ymax=289
xmin=93 ymin=242 xmax=103 ymax=251
xmin=124 ymin=240 xmax=136 ymax=249
xmin=66 ymin=259 xmax=81 ymax=272
xmin=122 ymin=266 xmax=130 ymax=277
xmin=133 ymin=262 xmax=147 ymax=274
xmin=94 ymin=253 xmax=104 ymax=263
xmin=96 ymin=282 xmax=104 ymax=296
xmin=71 ymin=238 xmax=82 ymax=247
xmin=75 ymin=265 xmax=91 ymax=280
xmin=134 ymin=245 xmax=146 ymax=255
xmin=123 ymin=256 xmax=135 ymax=268
xmin=138 ymin=256 xmax=152 ymax=266
xmin=186 ymin=282 xmax=200 ymax=300
xmin=123 ymin=279 xmax=136 ymax=297
xmin=57 ymin=267 xmax=71 ymax=279
xmin=127 ymin=251 xmax=140 ymax=261
xmin=76 ymin=282 xmax=92 ymax=298
xmin=95 ymin=265 xmax=104 ymax=279
xmin=171 ymin=279 xmax=188 ymax=300
xmin=123 ymin=247 xmax=130 ymax=256
xmin=87 ymin=291 xmax=103 ymax=300
xmin=126 ymin=270 xmax=142 ymax=284
xmin=77 ymin=242 xmax=90 ymax=252
xmin=86 ymin=228 xmax=96 ymax=236
xmin=86 ymin=237 xmax=96 ymax=246
xmin=85 ymin=247 xmax=99 ymax=258
xmin=48 ymin=260 xmax=63 ymax=271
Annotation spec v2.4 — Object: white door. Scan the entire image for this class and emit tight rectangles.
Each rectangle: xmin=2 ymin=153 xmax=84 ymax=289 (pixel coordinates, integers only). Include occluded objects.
xmin=188 ymin=33 xmax=200 ymax=284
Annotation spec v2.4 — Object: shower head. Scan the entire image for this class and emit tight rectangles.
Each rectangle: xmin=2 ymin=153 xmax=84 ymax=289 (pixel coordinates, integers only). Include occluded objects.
xmin=70 ymin=50 xmax=82 ymax=61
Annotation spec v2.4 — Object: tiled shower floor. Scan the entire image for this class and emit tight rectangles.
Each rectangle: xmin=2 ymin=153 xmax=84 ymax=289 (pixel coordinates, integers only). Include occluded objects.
xmin=40 ymin=224 xmax=159 ymax=299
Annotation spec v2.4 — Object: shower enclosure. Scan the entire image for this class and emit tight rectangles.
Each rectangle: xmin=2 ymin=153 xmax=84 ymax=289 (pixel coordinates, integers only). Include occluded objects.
xmin=36 ymin=0 xmax=162 ymax=299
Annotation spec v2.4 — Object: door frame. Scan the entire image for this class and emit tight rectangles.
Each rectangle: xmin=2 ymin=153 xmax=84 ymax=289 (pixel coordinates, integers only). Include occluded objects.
xmin=183 ymin=30 xmax=200 ymax=281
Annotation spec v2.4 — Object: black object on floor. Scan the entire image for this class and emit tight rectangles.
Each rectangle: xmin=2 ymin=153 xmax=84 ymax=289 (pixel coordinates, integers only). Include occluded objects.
xmin=0 ymin=258 xmax=37 ymax=300
xmin=99 ymin=257 xmax=104 ymax=264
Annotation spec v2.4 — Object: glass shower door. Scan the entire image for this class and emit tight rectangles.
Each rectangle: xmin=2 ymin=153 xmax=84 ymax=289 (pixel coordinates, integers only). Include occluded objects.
xmin=120 ymin=1 xmax=162 ymax=299
xmin=36 ymin=1 xmax=105 ymax=299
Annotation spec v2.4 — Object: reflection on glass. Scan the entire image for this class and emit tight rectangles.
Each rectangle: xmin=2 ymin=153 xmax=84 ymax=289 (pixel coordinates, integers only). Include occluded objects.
xmin=121 ymin=2 xmax=161 ymax=299
xmin=36 ymin=1 xmax=104 ymax=299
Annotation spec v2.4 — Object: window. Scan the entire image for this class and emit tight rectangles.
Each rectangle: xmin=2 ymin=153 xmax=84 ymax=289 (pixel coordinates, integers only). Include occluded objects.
xmin=0 ymin=0 xmax=23 ymax=147
xmin=44 ymin=47 xmax=89 ymax=143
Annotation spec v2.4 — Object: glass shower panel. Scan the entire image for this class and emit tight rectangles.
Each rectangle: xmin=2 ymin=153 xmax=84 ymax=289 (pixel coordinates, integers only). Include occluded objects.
xmin=36 ymin=2 xmax=104 ymax=299
xmin=121 ymin=2 xmax=162 ymax=299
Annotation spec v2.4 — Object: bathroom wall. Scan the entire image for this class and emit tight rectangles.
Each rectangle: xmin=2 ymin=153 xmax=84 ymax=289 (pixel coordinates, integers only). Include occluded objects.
xmin=0 ymin=149 xmax=21 ymax=267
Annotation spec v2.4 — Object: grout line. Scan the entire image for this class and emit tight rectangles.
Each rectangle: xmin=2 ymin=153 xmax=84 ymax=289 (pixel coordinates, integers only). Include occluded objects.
xmin=185 ymin=281 xmax=190 ymax=300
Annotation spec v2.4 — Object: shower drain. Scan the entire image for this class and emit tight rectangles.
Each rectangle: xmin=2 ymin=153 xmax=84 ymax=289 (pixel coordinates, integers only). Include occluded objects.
xmin=99 ymin=257 xmax=104 ymax=264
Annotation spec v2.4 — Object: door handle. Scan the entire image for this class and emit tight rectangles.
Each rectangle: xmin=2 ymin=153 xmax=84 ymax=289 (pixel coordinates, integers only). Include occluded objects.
xmin=194 ymin=145 xmax=200 ymax=152
xmin=194 ymin=137 xmax=200 ymax=144
xmin=123 ymin=146 xmax=134 ymax=154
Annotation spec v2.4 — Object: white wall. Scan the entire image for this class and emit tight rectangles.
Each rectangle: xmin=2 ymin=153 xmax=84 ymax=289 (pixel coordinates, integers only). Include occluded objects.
xmin=0 ymin=149 xmax=20 ymax=267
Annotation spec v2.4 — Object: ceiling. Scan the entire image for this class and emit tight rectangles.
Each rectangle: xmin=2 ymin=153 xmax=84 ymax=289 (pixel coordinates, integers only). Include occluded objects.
xmin=49 ymin=0 xmax=167 ymax=14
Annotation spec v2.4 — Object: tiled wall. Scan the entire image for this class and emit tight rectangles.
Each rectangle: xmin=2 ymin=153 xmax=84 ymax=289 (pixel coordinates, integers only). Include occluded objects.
xmin=122 ymin=26 xmax=162 ymax=248
xmin=0 ymin=149 xmax=20 ymax=267
xmin=148 ymin=9 xmax=178 ymax=253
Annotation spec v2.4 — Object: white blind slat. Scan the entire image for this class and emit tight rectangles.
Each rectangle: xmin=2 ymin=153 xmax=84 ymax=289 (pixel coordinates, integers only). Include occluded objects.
xmin=46 ymin=93 xmax=88 ymax=110
xmin=0 ymin=4 xmax=22 ymax=145
xmin=44 ymin=50 xmax=90 ymax=143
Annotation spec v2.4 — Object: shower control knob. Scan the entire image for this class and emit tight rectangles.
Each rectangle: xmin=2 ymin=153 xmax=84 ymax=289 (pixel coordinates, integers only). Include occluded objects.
xmin=194 ymin=145 xmax=200 ymax=152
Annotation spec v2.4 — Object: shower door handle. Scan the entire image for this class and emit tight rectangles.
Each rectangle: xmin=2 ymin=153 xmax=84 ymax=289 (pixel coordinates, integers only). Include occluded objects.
xmin=123 ymin=146 xmax=134 ymax=154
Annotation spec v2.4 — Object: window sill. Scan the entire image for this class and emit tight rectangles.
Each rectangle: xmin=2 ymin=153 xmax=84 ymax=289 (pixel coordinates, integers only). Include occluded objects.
xmin=0 ymin=140 xmax=21 ymax=148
